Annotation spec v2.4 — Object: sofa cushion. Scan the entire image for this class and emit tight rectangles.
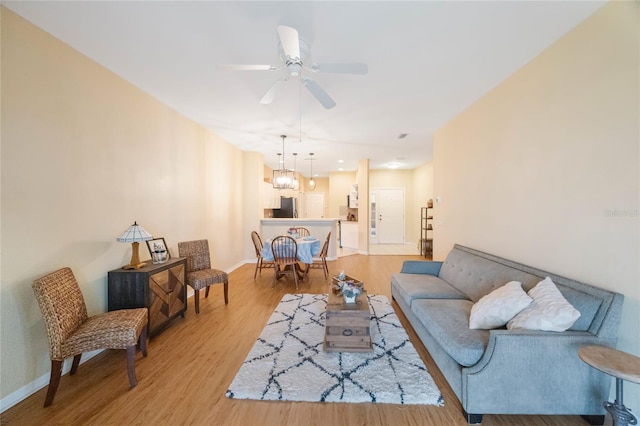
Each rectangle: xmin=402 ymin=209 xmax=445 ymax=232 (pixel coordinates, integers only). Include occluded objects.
xmin=556 ymin=285 xmax=602 ymax=331
xmin=411 ymin=299 xmax=489 ymax=367
xmin=469 ymin=281 xmax=533 ymax=329
xmin=439 ymin=247 xmax=542 ymax=302
xmin=391 ymin=273 xmax=468 ymax=308
xmin=507 ymin=277 xmax=581 ymax=332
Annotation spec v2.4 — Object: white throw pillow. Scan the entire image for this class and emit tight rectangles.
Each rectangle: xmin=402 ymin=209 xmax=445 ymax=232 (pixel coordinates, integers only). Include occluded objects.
xmin=469 ymin=281 xmax=533 ymax=329
xmin=507 ymin=277 xmax=581 ymax=332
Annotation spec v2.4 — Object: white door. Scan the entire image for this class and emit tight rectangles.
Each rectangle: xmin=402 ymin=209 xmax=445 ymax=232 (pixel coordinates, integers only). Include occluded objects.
xmin=374 ymin=189 xmax=405 ymax=244
xmin=305 ymin=193 xmax=325 ymax=218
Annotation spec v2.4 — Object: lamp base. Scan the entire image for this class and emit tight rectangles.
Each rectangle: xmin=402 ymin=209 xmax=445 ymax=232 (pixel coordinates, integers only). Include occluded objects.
xmin=122 ymin=262 xmax=147 ymax=270
xmin=122 ymin=242 xmax=146 ymax=270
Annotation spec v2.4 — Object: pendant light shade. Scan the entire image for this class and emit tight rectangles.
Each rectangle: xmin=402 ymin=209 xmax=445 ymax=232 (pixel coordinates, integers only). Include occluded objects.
xmin=292 ymin=153 xmax=300 ymax=191
xmin=272 ymin=135 xmax=295 ymax=190
xmin=308 ymin=153 xmax=316 ymax=191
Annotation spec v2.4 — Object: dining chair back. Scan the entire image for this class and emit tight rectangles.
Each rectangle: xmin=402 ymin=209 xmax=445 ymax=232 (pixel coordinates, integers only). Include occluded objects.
xmin=32 ymin=267 xmax=148 ymax=407
xmin=177 ymin=239 xmax=229 ymax=314
xmin=305 ymin=232 xmax=331 ymax=279
xmin=271 ymin=235 xmax=300 ymax=289
xmin=294 ymin=227 xmax=311 ymax=237
xmin=251 ymin=231 xmax=274 ymax=279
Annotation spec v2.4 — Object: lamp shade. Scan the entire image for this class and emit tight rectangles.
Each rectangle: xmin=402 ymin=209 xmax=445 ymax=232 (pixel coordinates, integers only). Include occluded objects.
xmin=116 ymin=221 xmax=153 ymax=243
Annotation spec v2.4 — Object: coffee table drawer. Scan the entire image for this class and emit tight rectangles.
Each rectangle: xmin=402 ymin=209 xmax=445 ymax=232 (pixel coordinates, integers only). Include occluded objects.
xmin=324 ymin=334 xmax=372 ymax=352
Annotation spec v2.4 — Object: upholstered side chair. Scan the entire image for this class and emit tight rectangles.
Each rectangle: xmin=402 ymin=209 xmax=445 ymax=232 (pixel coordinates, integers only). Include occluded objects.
xmin=251 ymin=231 xmax=274 ymax=280
xmin=32 ymin=267 xmax=148 ymax=407
xmin=271 ymin=235 xmax=300 ymax=290
xmin=177 ymin=239 xmax=229 ymax=314
xmin=305 ymin=231 xmax=331 ymax=280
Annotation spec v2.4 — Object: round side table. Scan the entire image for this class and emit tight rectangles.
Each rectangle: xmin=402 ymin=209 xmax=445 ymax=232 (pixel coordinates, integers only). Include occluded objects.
xmin=579 ymin=345 xmax=640 ymax=426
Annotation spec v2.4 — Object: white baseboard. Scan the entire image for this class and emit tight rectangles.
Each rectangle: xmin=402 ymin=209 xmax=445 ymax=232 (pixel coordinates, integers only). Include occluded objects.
xmin=0 ymin=349 xmax=103 ymax=413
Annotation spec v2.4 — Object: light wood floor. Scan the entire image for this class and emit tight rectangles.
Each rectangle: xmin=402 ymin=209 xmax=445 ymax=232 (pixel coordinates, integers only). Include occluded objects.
xmin=2 ymin=255 xmax=597 ymax=426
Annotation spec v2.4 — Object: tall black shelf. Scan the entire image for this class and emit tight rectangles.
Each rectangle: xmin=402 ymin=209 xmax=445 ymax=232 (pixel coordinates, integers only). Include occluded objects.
xmin=420 ymin=207 xmax=433 ymax=258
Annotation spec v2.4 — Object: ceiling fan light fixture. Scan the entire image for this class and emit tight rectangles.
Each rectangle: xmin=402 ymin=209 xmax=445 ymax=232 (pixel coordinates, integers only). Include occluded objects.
xmin=288 ymin=63 xmax=301 ymax=76
xmin=218 ymin=25 xmax=366 ymax=110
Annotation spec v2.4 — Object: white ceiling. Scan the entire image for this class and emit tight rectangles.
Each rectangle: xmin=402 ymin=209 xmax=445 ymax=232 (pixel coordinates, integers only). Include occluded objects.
xmin=4 ymin=1 xmax=605 ymax=177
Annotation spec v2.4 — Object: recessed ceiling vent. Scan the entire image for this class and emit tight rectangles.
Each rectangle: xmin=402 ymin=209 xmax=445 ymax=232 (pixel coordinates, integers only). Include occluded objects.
xmin=398 ymin=133 xmax=408 ymax=139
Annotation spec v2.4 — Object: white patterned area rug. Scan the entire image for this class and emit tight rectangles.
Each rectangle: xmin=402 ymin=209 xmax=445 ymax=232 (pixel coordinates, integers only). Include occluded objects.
xmin=226 ymin=293 xmax=443 ymax=406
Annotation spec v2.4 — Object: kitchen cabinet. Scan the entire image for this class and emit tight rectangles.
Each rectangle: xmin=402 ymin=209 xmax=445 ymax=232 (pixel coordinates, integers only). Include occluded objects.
xmin=262 ymin=181 xmax=281 ymax=209
xmin=341 ymin=222 xmax=359 ymax=250
xmin=348 ymin=184 xmax=359 ymax=208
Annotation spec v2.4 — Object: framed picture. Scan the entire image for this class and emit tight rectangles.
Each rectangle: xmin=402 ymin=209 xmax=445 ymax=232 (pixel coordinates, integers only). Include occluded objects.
xmin=146 ymin=237 xmax=171 ymax=260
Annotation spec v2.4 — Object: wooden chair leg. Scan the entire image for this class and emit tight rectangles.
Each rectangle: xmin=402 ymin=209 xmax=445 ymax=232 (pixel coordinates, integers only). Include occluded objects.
xmin=44 ymin=360 xmax=63 ymax=407
xmin=194 ymin=289 xmax=200 ymax=314
xmin=205 ymin=286 xmax=210 ymax=298
xmin=223 ymin=281 xmax=229 ymax=304
xmin=323 ymin=260 xmax=328 ymax=280
xmin=139 ymin=325 xmax=148 ymax=357
xmin=254 ymin=259 xmax=260 ymax=280
xmin=126 ymin=346 xmax=137 ymax=387
xmin=272 ymin=265 xmax=278 ymax=288
xmin=70 ymin=354 xmax=82 ymax=375
xmin=293 ymin=267 xmax=299 ymax=290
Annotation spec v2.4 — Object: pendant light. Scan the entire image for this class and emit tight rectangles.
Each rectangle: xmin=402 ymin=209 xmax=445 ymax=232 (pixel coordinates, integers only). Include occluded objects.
xmin=308 ymin=153 xmax=316 ymax=191
xmin=292 ymin=153 xmax=300 ymax=191
xmin=272 ymin=135 xmax=295 ymax=189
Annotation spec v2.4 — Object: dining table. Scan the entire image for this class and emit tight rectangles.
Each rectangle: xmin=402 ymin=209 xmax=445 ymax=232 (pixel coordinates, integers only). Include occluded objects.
xmin=261 ymin=236 xmax=322 ymax=265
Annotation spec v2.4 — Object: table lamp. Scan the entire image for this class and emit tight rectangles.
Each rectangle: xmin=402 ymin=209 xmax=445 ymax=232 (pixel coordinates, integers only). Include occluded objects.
xmin=117 ymin=221 xmax=153 ymax=269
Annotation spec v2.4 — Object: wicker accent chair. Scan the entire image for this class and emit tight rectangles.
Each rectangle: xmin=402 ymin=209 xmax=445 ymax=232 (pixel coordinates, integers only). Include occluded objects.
xmin=177 ymin=239 xmax=228 ymax=314
xmin=251 ymin=231 xmax=274 ymax=280
xmin=271 ymin=235 xmax=300 ymax=290
xmin=293 ymin=227 xmax=311 ymax=237
xmin=32 ymin=267 xmax=148 ymax=407
xmin=304 ymin=232 xmax=331 ymax=279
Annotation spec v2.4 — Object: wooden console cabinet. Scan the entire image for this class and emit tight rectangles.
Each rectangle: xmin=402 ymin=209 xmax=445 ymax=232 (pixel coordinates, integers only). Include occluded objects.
xmin=108 ymin=257 xmax=187 ymax=336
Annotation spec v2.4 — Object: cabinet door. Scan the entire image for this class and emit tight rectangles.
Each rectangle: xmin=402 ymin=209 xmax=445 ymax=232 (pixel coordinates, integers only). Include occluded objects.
xmin=147 ymin=263 xmax=186 ymax=334
xmin=262 ymin=182 xmax=282 ymax=209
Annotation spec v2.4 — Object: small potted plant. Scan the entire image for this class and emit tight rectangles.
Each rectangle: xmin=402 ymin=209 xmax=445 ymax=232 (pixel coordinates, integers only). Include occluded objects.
xmin=340 ymin=280 xmax=363 ymax=304
xmin=287 ymin=227 xmax=299 ymax=239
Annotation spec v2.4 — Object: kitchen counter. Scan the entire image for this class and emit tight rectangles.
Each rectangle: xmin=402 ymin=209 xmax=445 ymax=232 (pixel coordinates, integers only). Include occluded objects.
xmin=261 ymin=218 xmax=338 ymax=260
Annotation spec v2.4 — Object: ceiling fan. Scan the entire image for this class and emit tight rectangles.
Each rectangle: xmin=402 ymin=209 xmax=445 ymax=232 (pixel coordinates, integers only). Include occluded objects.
xmin=217 ymin=25 xmax=368 ymax=109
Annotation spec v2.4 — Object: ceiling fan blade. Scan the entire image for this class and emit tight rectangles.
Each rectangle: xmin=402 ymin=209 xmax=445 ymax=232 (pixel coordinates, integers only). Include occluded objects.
xmin=311 ymin=62 xmax=368 ymax=75
xmin=259 ymin=78 xmax=288 ymax=104
xmin=303 ymin=78 xmax=336 ymax=109
xmin=217 ymin=64 xmax=278 ymax=71
xmin=277 ymin=25 xmax=301 ymax=61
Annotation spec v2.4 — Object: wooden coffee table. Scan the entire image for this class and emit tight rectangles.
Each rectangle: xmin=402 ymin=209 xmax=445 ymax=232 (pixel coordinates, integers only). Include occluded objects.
xmin=323 ymin=291 xmax=373 ymax=352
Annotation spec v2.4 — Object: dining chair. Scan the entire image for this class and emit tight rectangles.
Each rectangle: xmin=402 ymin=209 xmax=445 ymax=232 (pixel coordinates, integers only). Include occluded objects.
xmin=32 ymin=267 xmax=148 ymax=407
xmin=177 ymin=239 xmax=229 ymax=314
xmin=294 ymin=227 xmax=311 ymax=237
xmin=251 ymin=231 xmax=274 ymax=279
xmin=304 ymin=232 xmax=331 ymax=279
xmin=271 ymin=235 xmax=300 ymax=289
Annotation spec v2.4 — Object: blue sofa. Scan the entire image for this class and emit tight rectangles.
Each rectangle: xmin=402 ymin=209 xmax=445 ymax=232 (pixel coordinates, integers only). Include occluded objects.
xmin=391 ymin=244 xmax=624 ymax=424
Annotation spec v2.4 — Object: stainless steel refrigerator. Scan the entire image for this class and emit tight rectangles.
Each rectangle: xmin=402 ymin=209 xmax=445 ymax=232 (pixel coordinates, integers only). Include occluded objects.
xmin=272 ymin=197 xmax=297 ymax=218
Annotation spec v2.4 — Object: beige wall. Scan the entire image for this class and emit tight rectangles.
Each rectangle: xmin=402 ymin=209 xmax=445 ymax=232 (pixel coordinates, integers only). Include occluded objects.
xmin=0 ymin=8 xmax=251 ymax=403
xmin=370 ymin=163 xmax=434 ymax=244
xmin=434 ymin=1 xmax=639 ymax=408
xmin=410 ymin=162 xmax=434 ymax=244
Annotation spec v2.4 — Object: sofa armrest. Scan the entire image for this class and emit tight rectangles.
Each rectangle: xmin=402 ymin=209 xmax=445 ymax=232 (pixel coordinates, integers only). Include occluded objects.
xmin=462 ymin=329 xmax=616 ymax=415
xmin=400 ymin=261 xmax=443 ymax=275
